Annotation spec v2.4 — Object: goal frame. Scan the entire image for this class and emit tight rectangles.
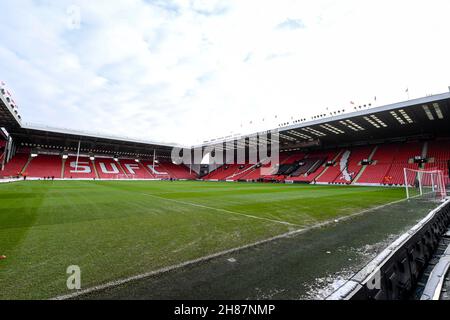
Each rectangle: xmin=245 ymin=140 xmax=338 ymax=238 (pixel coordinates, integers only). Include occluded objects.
xmin=404 ymin=168 xmax=446 ymax=201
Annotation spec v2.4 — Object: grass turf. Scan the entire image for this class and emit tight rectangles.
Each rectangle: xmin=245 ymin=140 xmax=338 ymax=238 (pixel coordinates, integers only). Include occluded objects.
xmin=0 ymin=180 xmax=405 ymax=299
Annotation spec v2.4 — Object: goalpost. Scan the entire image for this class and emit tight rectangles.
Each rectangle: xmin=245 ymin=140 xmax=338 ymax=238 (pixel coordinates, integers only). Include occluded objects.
xmin=404 ymin=168 xmax=446 ymax=201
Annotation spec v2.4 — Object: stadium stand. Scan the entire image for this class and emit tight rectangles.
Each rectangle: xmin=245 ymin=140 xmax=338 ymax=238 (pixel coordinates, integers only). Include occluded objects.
xmin=425 ymin=139 xmax=450 ymax=186
xmin=383 ymin=142 xmax=422 ymax=185
xmin=356 ymin=144 xmax=399 ymax=184
xmin=95 ymin=158 xmax=125 ymax=179
xmin=1 ymin=138 xmax=448 ymax=185
xmin=238 ymin=166 xmax=265 ymax=181
xmin=315 ymin=153 xmax=345 ymax=184
xmin=158 ymin=161 xmax=197 ymax=180
xmin=64 ymin=156 xmax=97 ymax=179
xmin=290 ymin=158 xmax=323 ymax=177
xmin=140 ymin=160 xmax=170 ymax=178
xmin=1 ymin=152 xmax=29 ymax=177
xmin=27 ymin=154 xmax=63 ymax=179
xmin=0 ymin=140 xmax=5 ymax=163
xmin=119 ymin=159 xmax=154 ymax=179
xmin=335 ymin=146 xmax=374 ymax=184
xmin=1 ymin=88 xmax=449 ymax=186
xmin=288 ymin=149 xmax=340 ymax=183
xmin=202 ymin=164 xmax=242 ymax=180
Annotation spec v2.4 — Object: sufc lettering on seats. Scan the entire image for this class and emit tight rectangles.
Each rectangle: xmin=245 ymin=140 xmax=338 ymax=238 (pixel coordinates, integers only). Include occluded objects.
xmin=70 ymin=161 xmax=91 ymax=173
xmin=99 ymin=162 xmax=120 ymax=174
xmin=124 ymin=163 xmax=140 ymax=175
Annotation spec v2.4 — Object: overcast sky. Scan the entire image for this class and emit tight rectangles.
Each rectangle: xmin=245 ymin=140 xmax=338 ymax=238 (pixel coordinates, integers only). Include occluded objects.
xmin=1 ymin=0 xmax=450 ymax=146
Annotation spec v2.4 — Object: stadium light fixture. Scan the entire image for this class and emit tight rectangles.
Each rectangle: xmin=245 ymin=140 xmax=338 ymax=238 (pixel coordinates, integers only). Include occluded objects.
xmin=390 ymin=111 xmax=406 ymax=125
xmin=433 ymin=103 xmax=444 ymax=119
xmin=398 ymin=109 xmax=414 ymax=123
xmin=422 ymin=105 xmax=435 ymax=120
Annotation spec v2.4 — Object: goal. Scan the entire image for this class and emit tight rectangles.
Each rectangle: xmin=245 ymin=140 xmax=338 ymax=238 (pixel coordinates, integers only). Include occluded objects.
xmin=404 ymin=168 xmax=446 ymax=201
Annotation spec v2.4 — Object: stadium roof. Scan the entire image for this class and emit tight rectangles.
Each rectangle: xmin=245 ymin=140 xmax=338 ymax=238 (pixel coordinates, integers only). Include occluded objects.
xmin=0 ymin=94 xmax=182 ymax=158
xmin=200 ymin=92 xmax=450 ymax=152
xmin=275 ymin=92 xmax=450 ymax=151
xmin=1 ymin=89 xmax=450 ymax=157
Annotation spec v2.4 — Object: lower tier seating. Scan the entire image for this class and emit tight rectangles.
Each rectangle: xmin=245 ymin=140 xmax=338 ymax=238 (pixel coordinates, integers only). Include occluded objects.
xmin=1 ymin=153 xmax=29 ymax=177
xmin=27 ymin=155 xmax=63 ymax=178
xmin=1 ymin=139 xmax=449 ymax=186
xmin=64 ymin=157 xmax=97 ymax=179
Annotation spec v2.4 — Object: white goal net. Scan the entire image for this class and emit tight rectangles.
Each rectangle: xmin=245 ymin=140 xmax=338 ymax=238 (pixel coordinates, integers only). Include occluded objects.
xmin=404 ymin=168 xmax=446 ymax=201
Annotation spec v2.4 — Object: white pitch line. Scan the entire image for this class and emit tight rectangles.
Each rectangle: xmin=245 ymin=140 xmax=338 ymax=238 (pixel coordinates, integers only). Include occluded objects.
xmin=51 ymin=195 xmax=415 ymax=300
xmin=140 ymin=192 xmax=300 ymax=227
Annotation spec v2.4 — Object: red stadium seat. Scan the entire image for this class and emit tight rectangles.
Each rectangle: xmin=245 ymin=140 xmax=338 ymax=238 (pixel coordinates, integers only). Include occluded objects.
xmin=424 ymin=139 xmax=450 ymax=186
xmin=95 ymin=158 xmax=125 ymax=179
xmin=27 ymin=155 xmax=63 ymax=178
xmin=0 ymin=153 xmax=29 ymax=177
xmin=64 ymin=157 xmax=97 ymax=179
xmin=120 ymin=159 xmax=154 ymax=179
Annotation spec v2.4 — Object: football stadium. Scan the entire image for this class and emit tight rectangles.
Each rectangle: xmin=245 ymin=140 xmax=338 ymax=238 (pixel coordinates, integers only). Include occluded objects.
xmin=0 ymin=1 xmax=450 ymax=306
xmin=1 ymin=84 xmax=450 ymax=301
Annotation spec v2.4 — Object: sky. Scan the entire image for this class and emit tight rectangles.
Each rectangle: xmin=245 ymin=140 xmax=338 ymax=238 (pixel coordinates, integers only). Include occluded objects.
xmin=1 ymin=0 xmax=450 ymax=146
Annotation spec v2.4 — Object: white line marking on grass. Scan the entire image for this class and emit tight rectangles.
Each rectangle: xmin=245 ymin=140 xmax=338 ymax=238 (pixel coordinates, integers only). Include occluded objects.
xmin=140 ymin=192 xmax=300 ymax=227
xmin=51 ymin=196 xmax=412 ymax=300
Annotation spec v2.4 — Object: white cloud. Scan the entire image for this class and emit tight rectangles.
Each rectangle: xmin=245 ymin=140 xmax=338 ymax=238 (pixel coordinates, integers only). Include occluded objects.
xmin=1 ymin=0 xmax=450 ymax=145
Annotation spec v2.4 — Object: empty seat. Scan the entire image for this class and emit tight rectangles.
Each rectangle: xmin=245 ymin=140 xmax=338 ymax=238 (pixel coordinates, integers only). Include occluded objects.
xmin=27 ymin=155 xmax=62 ymax=178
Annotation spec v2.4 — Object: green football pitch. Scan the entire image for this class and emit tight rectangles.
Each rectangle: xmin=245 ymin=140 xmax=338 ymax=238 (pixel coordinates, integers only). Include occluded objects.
xmin=0 ymin=180 xmax=406 ymax=299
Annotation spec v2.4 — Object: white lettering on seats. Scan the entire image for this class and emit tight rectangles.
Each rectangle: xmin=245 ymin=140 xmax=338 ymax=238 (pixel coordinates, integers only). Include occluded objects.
xmin=147 ymin=165 xmax=168 ymax=175
xmin=124 ymin=163 xmax=140 ymax=174
xmin=70 ymin=161 xmax=91 ymax=173
xmin=99 ymin=162 xmax=120 ymax=174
